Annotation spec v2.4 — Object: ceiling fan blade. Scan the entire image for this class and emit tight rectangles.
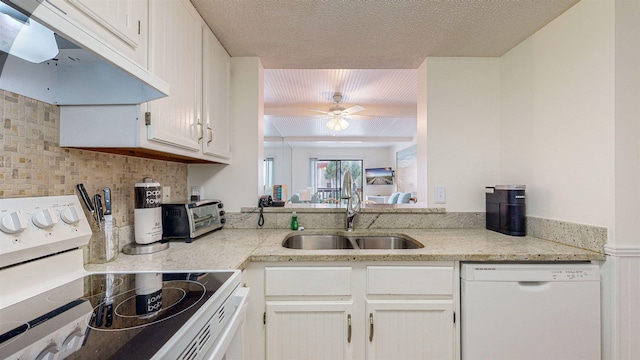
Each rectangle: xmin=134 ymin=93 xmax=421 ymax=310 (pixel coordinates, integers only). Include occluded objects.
xmin=342 ymin=105 xmax=365 ymax=114
xmin=309 ymin=108 xmax=330 ymax=115
xmin=343 ymin=114 xmax=374 ymax=120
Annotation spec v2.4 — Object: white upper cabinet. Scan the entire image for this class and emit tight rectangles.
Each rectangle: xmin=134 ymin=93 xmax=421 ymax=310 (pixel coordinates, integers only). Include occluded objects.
xmin=58 ymin=0 xmax=232 ymax=163
xmin=144 ymin=0 xmax=231 ymax=161
xmin=146 ymin=0 xmax=201 ymax=152
xmin=48 ymin=0 xmax=148 ymax=67
xmin=202 ymin=27 xmax=231 ymax=160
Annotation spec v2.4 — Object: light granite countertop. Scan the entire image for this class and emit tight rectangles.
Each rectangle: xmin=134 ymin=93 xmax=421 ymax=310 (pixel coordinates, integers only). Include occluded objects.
xmin=85 ymin=229 xmax=270 ymax=272
xmin=85 ymin=228 xmax=605 ymax=272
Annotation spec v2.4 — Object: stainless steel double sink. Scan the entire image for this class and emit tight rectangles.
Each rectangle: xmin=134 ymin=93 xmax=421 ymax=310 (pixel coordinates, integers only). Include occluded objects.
xmin=282 ymin=232 xmax=423 ymax=250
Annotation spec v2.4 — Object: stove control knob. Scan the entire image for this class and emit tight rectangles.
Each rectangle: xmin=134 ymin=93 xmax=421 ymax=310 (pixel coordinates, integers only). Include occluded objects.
xmin=0 ymin=210 xmax=28 ymax=234
xmin=61 ymin=206 xmax=81 ymax=224
xmin=32 ymin=208 xmax=58 ymax=229
xmin=36 ymin=343 xmax=59 ymax=360
xmin=62 ymin=329 xmax=84 ymax=354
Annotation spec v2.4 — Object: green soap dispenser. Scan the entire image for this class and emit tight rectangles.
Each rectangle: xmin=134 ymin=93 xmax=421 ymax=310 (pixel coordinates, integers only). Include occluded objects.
xmin=291 ymin=211 xmax=298 ymax=230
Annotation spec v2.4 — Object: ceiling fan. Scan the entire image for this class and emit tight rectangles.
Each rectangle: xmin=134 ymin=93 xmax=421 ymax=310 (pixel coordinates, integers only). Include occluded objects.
xmin=310 ymin=93 xmax=373 ymax=131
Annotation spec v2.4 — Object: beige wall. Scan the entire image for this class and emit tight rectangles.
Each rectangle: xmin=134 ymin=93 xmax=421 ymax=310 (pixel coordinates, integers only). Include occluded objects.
xmin=500 ymin=0 xmax=616 ymax=232
xmin=613 ymin=0 xmax=640 ymax=248
xmin=422 ymin=57 xmax=502 ymax=211
xmin=0 ymin=90 xmax=188 ymax=262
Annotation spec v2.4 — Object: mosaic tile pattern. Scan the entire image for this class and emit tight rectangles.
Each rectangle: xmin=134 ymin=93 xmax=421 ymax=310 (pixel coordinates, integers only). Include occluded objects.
xmin=1 ymin=91 xmax=188 ymax=263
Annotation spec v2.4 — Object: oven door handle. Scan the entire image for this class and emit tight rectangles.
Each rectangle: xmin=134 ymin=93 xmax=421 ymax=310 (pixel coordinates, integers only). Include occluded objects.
xmin=204 ymin=286 xmax=250 ymax=360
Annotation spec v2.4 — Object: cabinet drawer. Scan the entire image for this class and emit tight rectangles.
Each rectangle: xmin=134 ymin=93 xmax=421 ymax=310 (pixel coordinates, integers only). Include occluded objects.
xmin=367 ymin=266 xmax=453 ymax=295
xmin=265 ymin=267 xmax=352 ymax=296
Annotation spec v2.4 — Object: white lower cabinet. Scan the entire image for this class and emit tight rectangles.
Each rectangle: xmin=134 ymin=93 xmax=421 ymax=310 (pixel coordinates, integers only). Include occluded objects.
xmin=266 ymin=301 xmax=354 ymax=360
xmin=246 ymin=261 xmax=459 ymax=360
xmin=366 ymin=300 xmax=454 ymax=360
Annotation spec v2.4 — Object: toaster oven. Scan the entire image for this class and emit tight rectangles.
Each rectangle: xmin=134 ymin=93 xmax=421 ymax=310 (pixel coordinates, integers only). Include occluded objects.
xmin=161 ymin=199 xmax=225 ymax=242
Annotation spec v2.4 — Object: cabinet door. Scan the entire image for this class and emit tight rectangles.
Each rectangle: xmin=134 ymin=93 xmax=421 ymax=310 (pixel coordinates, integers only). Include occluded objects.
xmin=146 ymin=0 xmax=201 ymax=152
xmin=366 ymin=300 xmax=454 ymax=360
xmin=266 ymin=301 xmax=354 ymax=360
xmin=202 ymin=27 xmax=231 ymax=160
xmin=65 ymin=0 xmax=147 ymax=66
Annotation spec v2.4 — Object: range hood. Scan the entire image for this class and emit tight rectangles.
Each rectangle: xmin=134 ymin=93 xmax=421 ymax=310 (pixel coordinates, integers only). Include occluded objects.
xmin=0 ymin=0 xmax=168 ymax=105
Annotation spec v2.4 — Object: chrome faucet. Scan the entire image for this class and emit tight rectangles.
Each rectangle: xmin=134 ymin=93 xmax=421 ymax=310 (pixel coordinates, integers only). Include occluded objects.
xmin=341 ymin=170 xmax=361 ymax=231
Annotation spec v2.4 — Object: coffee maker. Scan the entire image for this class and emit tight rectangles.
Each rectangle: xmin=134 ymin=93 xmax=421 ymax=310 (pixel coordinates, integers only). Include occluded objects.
xmin=485 ymin=185 xmax=526 ymax=236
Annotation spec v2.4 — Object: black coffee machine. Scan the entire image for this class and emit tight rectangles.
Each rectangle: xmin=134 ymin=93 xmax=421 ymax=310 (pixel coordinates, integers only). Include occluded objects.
xmin=485 ymin=185 xmax=526 ymax=236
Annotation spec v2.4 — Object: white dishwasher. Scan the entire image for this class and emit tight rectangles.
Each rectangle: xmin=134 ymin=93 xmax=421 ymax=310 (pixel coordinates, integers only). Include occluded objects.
xmin=460 ymin=263 xmax=601 ymax=360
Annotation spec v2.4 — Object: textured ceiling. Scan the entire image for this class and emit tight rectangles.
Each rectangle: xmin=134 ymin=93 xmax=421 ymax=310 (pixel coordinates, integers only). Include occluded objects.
xmin=190 ymin=0 xmax=580 ymax=147
xmin=191 ymin=0 xmax=579 ymax=69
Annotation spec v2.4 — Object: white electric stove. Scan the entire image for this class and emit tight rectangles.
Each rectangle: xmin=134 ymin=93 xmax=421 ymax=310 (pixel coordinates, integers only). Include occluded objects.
xmin=0 ymin=196 xmax=248 ymax=360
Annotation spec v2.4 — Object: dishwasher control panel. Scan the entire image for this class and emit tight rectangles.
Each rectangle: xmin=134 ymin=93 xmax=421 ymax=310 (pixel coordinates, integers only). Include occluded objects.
xmin=461 ymin=263 xmax=600 ymax=281
xmin=549 ymin=269 xmax=596 ymax=280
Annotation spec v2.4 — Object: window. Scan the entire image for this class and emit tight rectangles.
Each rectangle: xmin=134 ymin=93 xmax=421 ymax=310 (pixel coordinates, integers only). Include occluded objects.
xmin=312 ymin=159 xmax=363 ymax=201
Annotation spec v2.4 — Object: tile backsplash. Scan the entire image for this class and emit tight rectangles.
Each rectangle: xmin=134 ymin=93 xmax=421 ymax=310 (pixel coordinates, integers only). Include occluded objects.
xmin=1 ymin=90 xmax=188 ymax=263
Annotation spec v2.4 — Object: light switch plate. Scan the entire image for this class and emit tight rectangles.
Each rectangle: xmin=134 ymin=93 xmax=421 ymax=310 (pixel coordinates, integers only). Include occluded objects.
xmin=162 ymin=186 xmax=171 ymax=202
xmin=435 ymin=186 xmax=446 ymax=204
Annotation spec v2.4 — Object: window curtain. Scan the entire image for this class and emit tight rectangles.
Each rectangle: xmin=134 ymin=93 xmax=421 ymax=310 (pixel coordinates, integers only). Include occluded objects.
xmin=310 ymin=158 xmax=318 ymax=194
xmin=264 ymin=157 xmax=274 ymax=195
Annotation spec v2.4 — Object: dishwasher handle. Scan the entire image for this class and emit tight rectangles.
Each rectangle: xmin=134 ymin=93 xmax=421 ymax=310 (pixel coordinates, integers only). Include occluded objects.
xmin=517 ymin=281 xmax=551 ymax=291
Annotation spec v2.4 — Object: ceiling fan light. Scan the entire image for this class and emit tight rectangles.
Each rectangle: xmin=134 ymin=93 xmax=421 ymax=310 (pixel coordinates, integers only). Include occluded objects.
xmin=326 ymin=116 xmax=349 ymax=131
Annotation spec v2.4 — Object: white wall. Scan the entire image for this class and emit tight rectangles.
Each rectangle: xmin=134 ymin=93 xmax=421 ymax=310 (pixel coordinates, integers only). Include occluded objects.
xmin=188 ymin=57 xmax=264 ymax=212
xmin=290 ymin=146 xmax=396 ymax=198
xmin=422 ymin=57 xmax=502 ymax=211
xmin=613 ymin=0 xmax=640 ymax=248
xmin=391 ymin=141 xmax=417 ymax=158
xmin=264 ymin=141 xmax=292 ymax=194
xmin=500 ymin=0 xmax=616 ymax=231
xmin=499 ymin=1 xmax=639 ymax=357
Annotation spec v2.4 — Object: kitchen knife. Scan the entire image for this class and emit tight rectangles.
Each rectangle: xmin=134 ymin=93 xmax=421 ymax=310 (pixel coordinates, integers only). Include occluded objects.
xmin=95 ymin=302 xmax=104 ymax=327
xmin=103 ymin=187 xmax=115 ymax=261
xmin=104 ymin=273 xmax=115 ymax=327
xmin=94 ymin=194 xmax=104 ymax=221
xmin=103 ymin=187 xmax=112 ymax=217
xmin=76 ymin=184 xmax=95 ymax=221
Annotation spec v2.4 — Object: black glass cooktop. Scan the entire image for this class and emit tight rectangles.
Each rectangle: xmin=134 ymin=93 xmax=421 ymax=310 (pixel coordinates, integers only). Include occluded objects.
xmin=0 ymin=271 xmax=234 ymax=359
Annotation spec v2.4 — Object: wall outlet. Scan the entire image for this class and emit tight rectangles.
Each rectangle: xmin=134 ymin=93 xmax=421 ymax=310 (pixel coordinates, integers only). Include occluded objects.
xmin=163 ymin=186 xmax=171 ymax=202
xmin=434 ymin=186 xmax=446 ymax=204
